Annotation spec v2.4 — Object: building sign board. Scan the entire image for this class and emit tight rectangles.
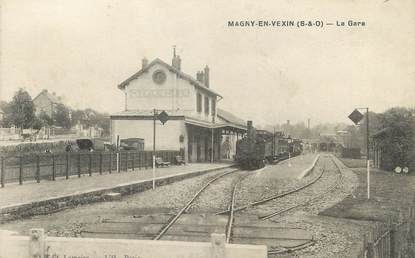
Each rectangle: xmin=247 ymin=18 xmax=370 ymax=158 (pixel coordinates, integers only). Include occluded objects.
xmin=129 ymin=89 xmax=190 ymax=98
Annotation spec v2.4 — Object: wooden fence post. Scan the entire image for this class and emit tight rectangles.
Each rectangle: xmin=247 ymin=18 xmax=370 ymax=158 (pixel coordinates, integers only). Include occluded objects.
xmin=99 ymin=152 xmax=103 ymax=175
xmin=390 ymin=219 xmax=396 ymax=258
xmin=126 ymin=152 xmax=129 ymax=171
xmin=367 ymin=231 xmax=374 ymax=258
xmin=36 ymin=155 xmax=40 ymax=183
xmin=409 ymin=206 xmax=415 ymax=256
xmin=29 ymin=228 xmax=45 ymax=258
xmin=118 ymin=152 xmax=121 ymax=173
xmin=109 ymin=152 xmax=112 ymax=174
xmin=362 ymin=234 xmax=367 ymax=258
xmin=78 ymin=153 xmax=81 ymax=177
xmin=132 ymin=152 xmax=135 ymax=171
xmin=1 ymin=157 xmax=4 ymax=188
xmin=145 ymin=152 xmax=148 ymax=169
xmin=52 ymin=154 xmax=56 ymax=181
xmin=139 ymin=152 xmax=142 ymax=170
xmin=66 ymin=153 xmax=70 ymax=179
xmin=19 ymin=156 xmax=23 ymax=185
xmin=88 ymin=153 xmax=92 ymax=176
xmin=409 ymin=207 xmax=415 ymax=240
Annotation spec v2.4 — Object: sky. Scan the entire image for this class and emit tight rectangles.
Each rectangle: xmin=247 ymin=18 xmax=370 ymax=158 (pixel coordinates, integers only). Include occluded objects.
xmin=0 ymin=0 xmax=414 ymax=126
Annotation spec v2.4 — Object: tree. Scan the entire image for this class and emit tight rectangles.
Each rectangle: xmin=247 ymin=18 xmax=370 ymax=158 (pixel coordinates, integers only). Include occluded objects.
xmin=374 ymin=107 xmax=415 ymax=171
xmin=38 ymin=111 xmax=53 ymax=127
xmin=32 ymin=117 xmax=45 ymax=130
xmin=54 ymin=104 xmax=71 ymax=129
xmin=0 ymin=101 xmax=11 ymax=127
xmin=8 ymin=89 xmax=36 ymax=129
xmin=70 ymin=109 xmax=85 ymax=127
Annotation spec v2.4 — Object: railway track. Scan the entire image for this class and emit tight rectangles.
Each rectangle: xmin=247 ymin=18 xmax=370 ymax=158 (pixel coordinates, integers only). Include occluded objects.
xmin=153 ymin=167 xmax=243 ymax=240
xmin=82 ymin=154 xmax=343 ymax=256
xmin=225 ymin=172 xmax=251 ymax=243
xmin=259 ymin=154 xmax=343 ymax=220
xmin=216 ymin=155 xmax=324 ymax=215
xmin=222 ymin=155 xmax=344 ymax=255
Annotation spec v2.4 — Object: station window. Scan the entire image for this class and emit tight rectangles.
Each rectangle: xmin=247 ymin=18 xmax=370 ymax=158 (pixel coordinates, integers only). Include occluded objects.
xmin=204 ymin=96 xmax=209 ymax=115
xmin=197 ymin=93 xmax=202 ymax=113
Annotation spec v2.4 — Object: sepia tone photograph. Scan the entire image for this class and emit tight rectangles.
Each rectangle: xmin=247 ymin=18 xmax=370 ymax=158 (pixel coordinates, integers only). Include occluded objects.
xmin=0 ymin=0 xmax=414 ymax=257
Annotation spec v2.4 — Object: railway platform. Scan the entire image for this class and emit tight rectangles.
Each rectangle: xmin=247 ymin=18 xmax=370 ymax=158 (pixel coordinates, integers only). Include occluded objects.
xmin=0 ymin=162 xmax=232 ymax=220
xmin=261 ymin=153 xmax=320 ymax=179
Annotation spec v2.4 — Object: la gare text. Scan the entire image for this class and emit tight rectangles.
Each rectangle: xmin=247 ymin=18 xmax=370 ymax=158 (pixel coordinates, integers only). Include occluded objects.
xmin=227 ymin=20 xmax=366 ymax=28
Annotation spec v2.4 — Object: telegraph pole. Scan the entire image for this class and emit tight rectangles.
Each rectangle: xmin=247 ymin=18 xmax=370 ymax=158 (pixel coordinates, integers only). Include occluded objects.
xmin=348 ymin=107 xmax=370 ymax=199
xmin=365 ymin=108 xmax=370 ymax=199
xmin=153 ymin=108 xmax=156 ymax=190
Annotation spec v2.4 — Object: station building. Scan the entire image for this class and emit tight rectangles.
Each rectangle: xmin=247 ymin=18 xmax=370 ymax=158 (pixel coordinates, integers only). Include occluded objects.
xmin=110 ymin=52 xmax=246 ymax=162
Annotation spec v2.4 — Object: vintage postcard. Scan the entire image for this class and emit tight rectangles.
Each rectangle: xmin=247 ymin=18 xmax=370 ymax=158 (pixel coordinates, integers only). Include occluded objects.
xmin=0 ymin=1 xmax=414 ymax=257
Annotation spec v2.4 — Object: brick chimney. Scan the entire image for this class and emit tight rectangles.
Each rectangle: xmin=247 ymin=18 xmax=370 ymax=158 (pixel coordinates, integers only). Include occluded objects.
xmin=196 ymin=71 xmax=205 ymax=83
xmin=204 ymin=65 xmax=209 ymax=87
xmin=172 ymin=47 xmax=181 ymax=71
xmin=142 ymin=57 xmax=148 ymax=70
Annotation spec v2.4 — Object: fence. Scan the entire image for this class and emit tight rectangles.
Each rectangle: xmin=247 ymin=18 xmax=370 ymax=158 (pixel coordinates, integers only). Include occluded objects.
xmin=357 ymin=207 xmax=415 ymax=258
xmin=0 ymin=150 xmax=181 ymax=187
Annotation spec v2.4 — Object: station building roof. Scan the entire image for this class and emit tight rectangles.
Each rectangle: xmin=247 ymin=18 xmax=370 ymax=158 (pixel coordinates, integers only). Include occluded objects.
xmin=117 ymin=58 xmax=222 ymax=98
xmin=217 ymin=108 xmax=246 ymax=128
xmin=111 ymin=109 xmax=247 ymax=131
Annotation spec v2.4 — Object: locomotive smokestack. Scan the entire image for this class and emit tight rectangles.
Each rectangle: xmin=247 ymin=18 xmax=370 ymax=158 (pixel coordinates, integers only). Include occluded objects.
xmin=247 ymin=120 xmax=254 ymax=138
xmin=247 ymin=120 xmax=253 ymax=130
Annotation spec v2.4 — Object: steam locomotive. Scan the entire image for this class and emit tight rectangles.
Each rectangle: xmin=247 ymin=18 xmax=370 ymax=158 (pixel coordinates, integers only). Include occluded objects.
xmin=235 ymin=121 xmax=303 ymax=170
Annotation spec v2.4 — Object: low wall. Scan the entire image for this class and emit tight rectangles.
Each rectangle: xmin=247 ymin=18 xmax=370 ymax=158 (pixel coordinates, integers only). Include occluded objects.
xmin=0 ymin=230 xmax=267 ymax=258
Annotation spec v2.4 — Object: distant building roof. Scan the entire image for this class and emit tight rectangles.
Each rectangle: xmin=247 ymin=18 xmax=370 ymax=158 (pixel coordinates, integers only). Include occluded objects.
xmin=117 ymin=58 xmax=222 ymax=98
xmin=33 ymin=89 xmax=63 ymax=104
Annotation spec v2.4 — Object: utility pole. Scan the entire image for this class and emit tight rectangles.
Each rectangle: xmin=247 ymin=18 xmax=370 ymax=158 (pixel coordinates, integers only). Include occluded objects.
xmin=153 ymin=108 xmax=157 ymax=190
xmin=348 ymin=107 xmax=370 ymax=199
xmin=365 ymin=108 xmax=370 ymax=199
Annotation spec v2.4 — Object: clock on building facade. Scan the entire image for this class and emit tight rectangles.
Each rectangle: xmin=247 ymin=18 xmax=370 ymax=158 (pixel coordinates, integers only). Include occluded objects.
xmin=152 ymin=70 xmax=167 ymax=84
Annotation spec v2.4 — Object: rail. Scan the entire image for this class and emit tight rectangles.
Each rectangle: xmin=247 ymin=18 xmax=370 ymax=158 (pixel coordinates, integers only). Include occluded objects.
xmin=260 ymin=155 xmax=343 ymax=220
xmin=153 ymin=168 xmax=241 ymax=240
xmin=216 ymin=155 xmax=323 ymax=215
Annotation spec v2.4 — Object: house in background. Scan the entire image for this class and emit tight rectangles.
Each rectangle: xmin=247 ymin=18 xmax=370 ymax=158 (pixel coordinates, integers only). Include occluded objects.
xmin=33 ymin=89 xmax=64 ymax=117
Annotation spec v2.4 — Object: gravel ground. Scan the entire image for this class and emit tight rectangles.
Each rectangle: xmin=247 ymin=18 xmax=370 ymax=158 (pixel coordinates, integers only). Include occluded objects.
xmin=234 ymin=157 xmax=326 ymax=214
xmin=187 ymin=170 xmax=250 ymax=213
xmin=234 ymin=159 xmax=323 ymax=208
xmin=0 ymin=167 xmax=235 ymax=237
xmin=234 ymin=155 xmax=361 ymax=258
xmin=269 ymin=160 xmax=362 ymax=258
xmin=0 ymin=155 xmax=364 ymax=258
